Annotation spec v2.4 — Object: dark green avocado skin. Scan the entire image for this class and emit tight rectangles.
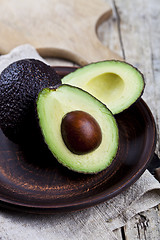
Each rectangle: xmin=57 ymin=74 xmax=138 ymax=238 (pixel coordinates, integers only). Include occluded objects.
xmin=0 ymin=59 xmax=61 ymax=143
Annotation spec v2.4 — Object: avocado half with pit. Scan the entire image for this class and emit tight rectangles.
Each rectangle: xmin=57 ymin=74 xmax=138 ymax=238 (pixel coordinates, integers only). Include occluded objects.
xmin=0 ymin=59 xmax=61 ymax=142
xmin=36 ymin=84 xmax=119 ymax=174
xmin=62 ymin=61 xmax=145 ymax=114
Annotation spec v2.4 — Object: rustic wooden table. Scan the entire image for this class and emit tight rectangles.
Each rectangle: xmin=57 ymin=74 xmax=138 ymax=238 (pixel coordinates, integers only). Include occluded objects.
xmin=0 ymin=0 xmax=159 ymax=239
xmin=47 ymin=0 xmax=160 ymax=239
xmin=99 ymin=0 xmax=160 ymax=239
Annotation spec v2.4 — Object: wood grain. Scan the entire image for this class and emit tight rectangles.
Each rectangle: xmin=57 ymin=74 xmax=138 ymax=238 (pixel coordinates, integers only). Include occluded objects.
xmin=123 ymin=209 xmax=160 ymax=240
xmin=101 ymin=0 xmax=160 ymax=239
xmin=0 ymin=0 xmax=121 ymax=64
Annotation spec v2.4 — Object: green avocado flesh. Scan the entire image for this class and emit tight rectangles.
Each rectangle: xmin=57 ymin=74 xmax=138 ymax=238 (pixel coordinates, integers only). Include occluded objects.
xmin=37 ymin=84 xmax=119 ymax=174
xmin=62 ymin=61 xmax=145 ymax=114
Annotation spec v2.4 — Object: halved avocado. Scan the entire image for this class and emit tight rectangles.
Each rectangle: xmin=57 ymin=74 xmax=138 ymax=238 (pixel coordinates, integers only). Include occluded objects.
xmin=0 ymin=59 xmax=61 ymax=142
xmin=62 ymin=60 xmax=145 ymax=114
xmin=36 ymin=84 xmax=119 ymax=174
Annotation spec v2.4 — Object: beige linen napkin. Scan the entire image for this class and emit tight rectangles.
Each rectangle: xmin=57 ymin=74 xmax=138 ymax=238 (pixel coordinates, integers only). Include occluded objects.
xmin=0 ymin=44 xmax=160 ymax=240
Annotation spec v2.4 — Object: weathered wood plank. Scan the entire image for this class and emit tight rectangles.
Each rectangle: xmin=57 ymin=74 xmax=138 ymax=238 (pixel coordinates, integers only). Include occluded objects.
xmin=108 ymin=0 xmax=160 ymax=238
xmin=97 ymin=0 xmax=123 ymax=58
xmin=111 ymin=0 xmax=160 ymax=143
xmin=123 ymin=206 xmax=160 ymax=240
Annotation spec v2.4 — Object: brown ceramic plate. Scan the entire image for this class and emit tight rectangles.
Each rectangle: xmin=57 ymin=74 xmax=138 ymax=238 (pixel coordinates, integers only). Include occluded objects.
xmin=0 ymin=67 xmax=156 ymax=214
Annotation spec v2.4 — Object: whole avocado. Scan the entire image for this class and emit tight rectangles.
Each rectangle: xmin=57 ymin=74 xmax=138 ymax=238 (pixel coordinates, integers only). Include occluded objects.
xmin=0 ymin=59 xmax=61 ymax=143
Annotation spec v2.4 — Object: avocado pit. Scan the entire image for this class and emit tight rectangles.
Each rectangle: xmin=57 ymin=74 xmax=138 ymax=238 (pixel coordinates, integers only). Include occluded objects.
xmin=61 ymin=110 xmax=102 ymax=155
xmin=37 ymin=85 xmax=119 ymax=174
